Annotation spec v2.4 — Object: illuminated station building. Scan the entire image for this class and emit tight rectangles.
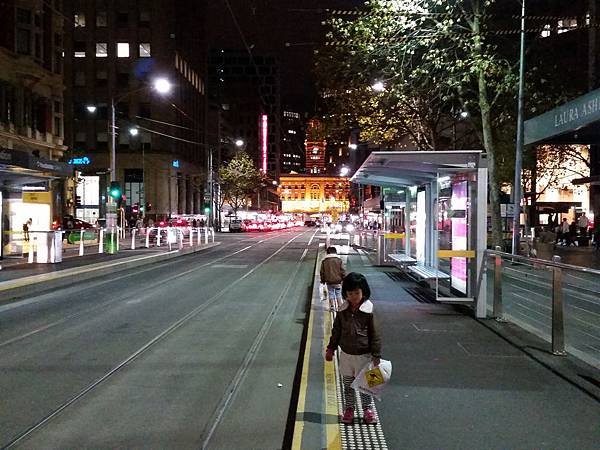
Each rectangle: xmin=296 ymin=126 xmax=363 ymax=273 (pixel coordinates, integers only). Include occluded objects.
xmin=278 ymin=120 xmax=349 ymax=219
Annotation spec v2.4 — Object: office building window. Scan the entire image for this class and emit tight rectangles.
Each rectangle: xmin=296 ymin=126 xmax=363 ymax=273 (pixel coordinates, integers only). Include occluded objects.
xmin=74 ymin=13 xmax=85 ymax=27
xmin=74 ymin=41 xmax=86 ymax=58
xmin=16 ymin=29 xmax=31 ymax=54
xmin=16 ymin=8 xmax=31 ymax=23
xmin=96 ymin=11 xmax=107 ymax=27
xmin=117 ymin=42 xmax=129 ymax=58
xmin=139 ymin=43 xmax=151 ymax=57
xmin=139 ymin=11 xmax=150 ymax=24
xmin=117 ymin=12 xmax=128 ymax=26
xmin=96 ymin=70 xmax=108 ymax=88
xmin=74 ymin=71 xmax=85 ymax=86
xmin=95 ymin=43 xmax=108 ymax=57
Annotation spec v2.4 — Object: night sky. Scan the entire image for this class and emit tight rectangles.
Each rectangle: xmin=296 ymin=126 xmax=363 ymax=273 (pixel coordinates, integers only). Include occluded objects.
xmin=206 ymin=0 xmax=365 ymax=113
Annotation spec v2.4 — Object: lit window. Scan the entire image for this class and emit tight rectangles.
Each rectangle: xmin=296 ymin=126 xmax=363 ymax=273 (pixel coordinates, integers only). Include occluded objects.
xmin=117 ymin=42 xmax=129 ymax=58
xmin=74 ymin=41 xmax=86 ymax=58
xmin=139 ymin=43 xmax=151 ymax=57
xmin=95 ymin=43 xmax=108 ymax=57
xmin=74 ymin=13 xmax=85 ymax=27
xmin=541 ymin=24 xmax=551 ymax=38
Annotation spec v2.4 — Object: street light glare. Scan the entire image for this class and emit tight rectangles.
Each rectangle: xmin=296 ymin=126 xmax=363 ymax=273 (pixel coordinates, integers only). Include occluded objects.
xmin=348 ymin=143 xmax=358 ymax=150
xmin=371 ymin=81 xmax=385 ymax=92
xmin=460 ymin=111 xmax=469 ymax=119
xmin=153 ymin=78 xmax=172 ymax=94
xmin=129 ymin=127 xmax=139 ymax=136
xmin=86 ymin=105 xmax=97 ymax=113
xmin=235 ymin=139 xmax=244 ymax=147
xmin=340 ymin=167 xmax=350 ymax=176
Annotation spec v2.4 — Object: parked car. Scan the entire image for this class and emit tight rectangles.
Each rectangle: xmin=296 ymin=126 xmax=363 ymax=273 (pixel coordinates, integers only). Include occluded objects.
xmin=304 ymin=219 xmax=317 ymax=227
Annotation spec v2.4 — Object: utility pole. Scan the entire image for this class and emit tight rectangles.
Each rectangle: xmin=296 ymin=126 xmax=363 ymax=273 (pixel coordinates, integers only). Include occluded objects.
xmin=512 ymin=0 xmax=526 ymax=255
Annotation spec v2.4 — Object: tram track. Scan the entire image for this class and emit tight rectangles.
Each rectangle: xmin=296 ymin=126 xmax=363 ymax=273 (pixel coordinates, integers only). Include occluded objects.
xmin=2 ymin=230 xmax=315 ymax=448
xmin=0 ymin=232 xmax=294 ymax=349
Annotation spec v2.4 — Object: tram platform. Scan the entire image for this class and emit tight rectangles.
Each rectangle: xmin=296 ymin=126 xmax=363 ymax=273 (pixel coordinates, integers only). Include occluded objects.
xmin=293 ymin=244 xmax=600 ymax=450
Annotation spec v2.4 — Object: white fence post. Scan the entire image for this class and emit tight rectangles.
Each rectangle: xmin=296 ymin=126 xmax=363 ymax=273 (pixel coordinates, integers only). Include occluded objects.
xmin=28 ymin=235 xmax=35 ymax=263
xmin=79 ymin=229 xmax=84 ymax=256
xmin=145 ymin=228 xmax=150 ymax=248
xmin=115 ymin=227 xmax=120 ymax=251
xmin=99 ymin=228 xmax=104 ymax=253
xmin=189 ymin=228 xmax=194 ymax=247
xmin=131 ymin=228 xmax=136 ymax=250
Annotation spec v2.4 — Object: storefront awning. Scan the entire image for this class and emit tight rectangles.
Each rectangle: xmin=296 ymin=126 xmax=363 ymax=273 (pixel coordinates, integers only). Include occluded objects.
xmin=524 ymin=88 xmax=600 ymax=146
xmin=0 ymin=147 xmax=72 ymax=186
xmin=350 ymin=150 xmax=485 ymax=188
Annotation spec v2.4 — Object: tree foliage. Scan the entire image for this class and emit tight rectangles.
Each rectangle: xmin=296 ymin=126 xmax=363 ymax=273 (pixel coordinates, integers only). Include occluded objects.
xmin=217 ymin=151 xmax=263 ymax=215
xmin=315 ymin=0 xmax=526 ymax=245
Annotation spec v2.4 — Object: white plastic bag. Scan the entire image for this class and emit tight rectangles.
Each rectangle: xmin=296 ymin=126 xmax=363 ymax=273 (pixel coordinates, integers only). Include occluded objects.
xmin=351 ymin=359 xmax=392 ymax=400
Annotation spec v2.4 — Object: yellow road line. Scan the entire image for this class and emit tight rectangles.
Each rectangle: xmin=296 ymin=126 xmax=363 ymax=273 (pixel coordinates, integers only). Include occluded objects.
xmin=323 ymin=311 xmax=342 ymax=450
xmin=291 ymin=298 xmax=314 ymax=449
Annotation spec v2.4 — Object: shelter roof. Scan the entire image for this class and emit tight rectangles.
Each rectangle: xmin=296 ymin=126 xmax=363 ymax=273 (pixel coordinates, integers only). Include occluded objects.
xmin=350 ymin=150 xmax=485 ymax=188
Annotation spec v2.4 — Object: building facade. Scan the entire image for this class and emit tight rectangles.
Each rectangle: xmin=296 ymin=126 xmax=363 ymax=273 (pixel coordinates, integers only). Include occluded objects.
xmin=62 ymin=0 xmax=207 ymax=222
xmin=0 ymin=0 xmax=70 ymax=257
xmin=278 ymin=174 xmax=349 ymax=217
xmin=281 ymin=109 xmax=305 ymax=173
xmin=305 ymin=119 xmax=326 ymax=174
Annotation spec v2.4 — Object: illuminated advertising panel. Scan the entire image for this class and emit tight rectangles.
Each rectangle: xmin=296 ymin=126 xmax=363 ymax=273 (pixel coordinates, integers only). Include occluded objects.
xmin=451 ymin=181 xmax=468 ymax=293
xmin=416 ymin=190 xmax=426 ymax=263
xmin=260 ymin=114 xmax=268 ymax=174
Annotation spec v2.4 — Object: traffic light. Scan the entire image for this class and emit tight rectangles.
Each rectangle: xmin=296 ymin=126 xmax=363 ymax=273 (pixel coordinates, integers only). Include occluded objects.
xmin=109 ymin=181 xmax=122 ymax=201
xmin=203 ymin=205 xmax=211 ymax=214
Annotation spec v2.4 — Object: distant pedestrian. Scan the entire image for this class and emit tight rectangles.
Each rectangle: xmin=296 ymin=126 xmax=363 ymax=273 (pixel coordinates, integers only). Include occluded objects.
xmin=320 ymin=246 xmax=346 ymax=311
xmin=578 ymin=213 xmax=589 ymax=238
xmin=22 ymin=218 xmax=32 ymax=241
xmin=325 ymin=272 xmax=382 ymax=425
xmin=569 ymin=220 xmax=578 ymax=246
xmin=558 ymin=218 xmax=569 ymax=245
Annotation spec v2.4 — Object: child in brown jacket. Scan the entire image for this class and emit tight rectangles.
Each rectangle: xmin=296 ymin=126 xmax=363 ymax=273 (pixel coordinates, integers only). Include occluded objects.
xmin=320 ymin=246 xmax=346 ymax=311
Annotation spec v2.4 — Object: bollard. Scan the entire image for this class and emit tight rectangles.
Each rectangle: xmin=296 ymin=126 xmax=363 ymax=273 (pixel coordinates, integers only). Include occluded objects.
xmin=116 ymin=227 xmax=120 ymax=251
xmin=99 ymin=228 xmax=104 ymax=253
xmin=376 ymin=232 xmax=386 ymax=265
xmin=157 ymin=229 xmax=161 ymax=247
xmin=79 ymin=229 xmax=84 ymax=256
xmin=178 ymin=229 xmax=183 ymax=250
xmin=204 ymin=227 xmax=208 ymax=244
xmin=131 ymin=228 xmax=136 ymax=250
xmin=145 ymin=228 xmax=150 ymax=248
xmin=190 ymin=228 xmax=194 ymax=247
xmin=28 ymin=235 xmax=35 ymax=263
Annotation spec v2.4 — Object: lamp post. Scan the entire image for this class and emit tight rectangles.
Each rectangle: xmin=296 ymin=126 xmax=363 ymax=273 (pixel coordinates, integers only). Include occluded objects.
xmin=512 ymin=0 xmax=526 ymax=255
xmin=100 ymin=78 xmax=172 ymax=250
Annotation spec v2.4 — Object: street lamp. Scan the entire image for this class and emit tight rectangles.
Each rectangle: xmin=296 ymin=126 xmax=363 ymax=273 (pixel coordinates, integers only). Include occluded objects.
xmin=235 ymin=139 xmax=244 ymax=147
xmin=86 ymin=105 xmax=97 ymax=114
xmin=371 ymin=81 xmax=386 ymax=92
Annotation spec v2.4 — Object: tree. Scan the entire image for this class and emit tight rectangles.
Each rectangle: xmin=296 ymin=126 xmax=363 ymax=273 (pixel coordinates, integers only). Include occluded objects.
xmin=217 ymin=151 xmax=262 ymax=217
xmin=316 ymin=0 xmax=521 ymax=246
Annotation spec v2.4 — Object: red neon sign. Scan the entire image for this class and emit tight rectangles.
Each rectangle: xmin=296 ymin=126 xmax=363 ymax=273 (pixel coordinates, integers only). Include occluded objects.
xmin=261 ymin=114 xmax=268 ymax=174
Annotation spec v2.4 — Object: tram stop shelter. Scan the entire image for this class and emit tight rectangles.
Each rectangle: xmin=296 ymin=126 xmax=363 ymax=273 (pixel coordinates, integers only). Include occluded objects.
xmin=351 ymin=150 xmax=488 ymax=318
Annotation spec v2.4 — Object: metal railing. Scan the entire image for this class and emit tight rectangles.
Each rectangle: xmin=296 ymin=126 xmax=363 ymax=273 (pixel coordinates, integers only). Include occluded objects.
xmin=485 ymin=249 xmax=600 ymax=368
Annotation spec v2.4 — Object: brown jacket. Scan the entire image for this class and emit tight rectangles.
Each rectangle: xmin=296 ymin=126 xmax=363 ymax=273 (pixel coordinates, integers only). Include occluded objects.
xmin=320 ymin=254 xmax=345 ymax=285
xmin=327 ymin=300 xmax=382 ymax=358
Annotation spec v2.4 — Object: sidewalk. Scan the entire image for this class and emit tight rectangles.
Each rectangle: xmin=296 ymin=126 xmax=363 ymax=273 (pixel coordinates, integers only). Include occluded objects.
xmin=294 ymin=244 xmax=600 ymax=449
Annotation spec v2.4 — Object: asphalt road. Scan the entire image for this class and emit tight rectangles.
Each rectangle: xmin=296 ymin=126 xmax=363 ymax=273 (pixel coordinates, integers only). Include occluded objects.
xmin=0 ymin=228 xmax=320 ymax=449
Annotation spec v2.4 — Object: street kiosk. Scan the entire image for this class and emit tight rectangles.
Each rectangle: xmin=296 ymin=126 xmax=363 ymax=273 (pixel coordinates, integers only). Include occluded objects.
xmin=351 ymin=150 xmax=488 ymax=318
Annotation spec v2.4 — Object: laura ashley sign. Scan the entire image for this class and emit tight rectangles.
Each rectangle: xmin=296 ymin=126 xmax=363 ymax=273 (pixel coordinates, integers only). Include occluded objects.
xmin=525 ymin=87 xmax=600 ymax=145
xmin=554 ymin=95 xmax=600 ymax=127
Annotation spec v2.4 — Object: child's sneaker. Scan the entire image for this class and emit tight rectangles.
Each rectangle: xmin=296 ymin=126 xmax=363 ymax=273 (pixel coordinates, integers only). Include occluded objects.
xmin=363 ymin=408 xmax=377 ymax=424
xmin=341 ymin=407 xmax=354 ymax=424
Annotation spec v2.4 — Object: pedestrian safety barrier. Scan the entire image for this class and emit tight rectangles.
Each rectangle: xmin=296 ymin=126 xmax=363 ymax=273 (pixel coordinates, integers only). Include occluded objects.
xmin=25 ymin=227 xmax=215 ymax=262
xmin=484 ymin=249 xmax=600 ymax=369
